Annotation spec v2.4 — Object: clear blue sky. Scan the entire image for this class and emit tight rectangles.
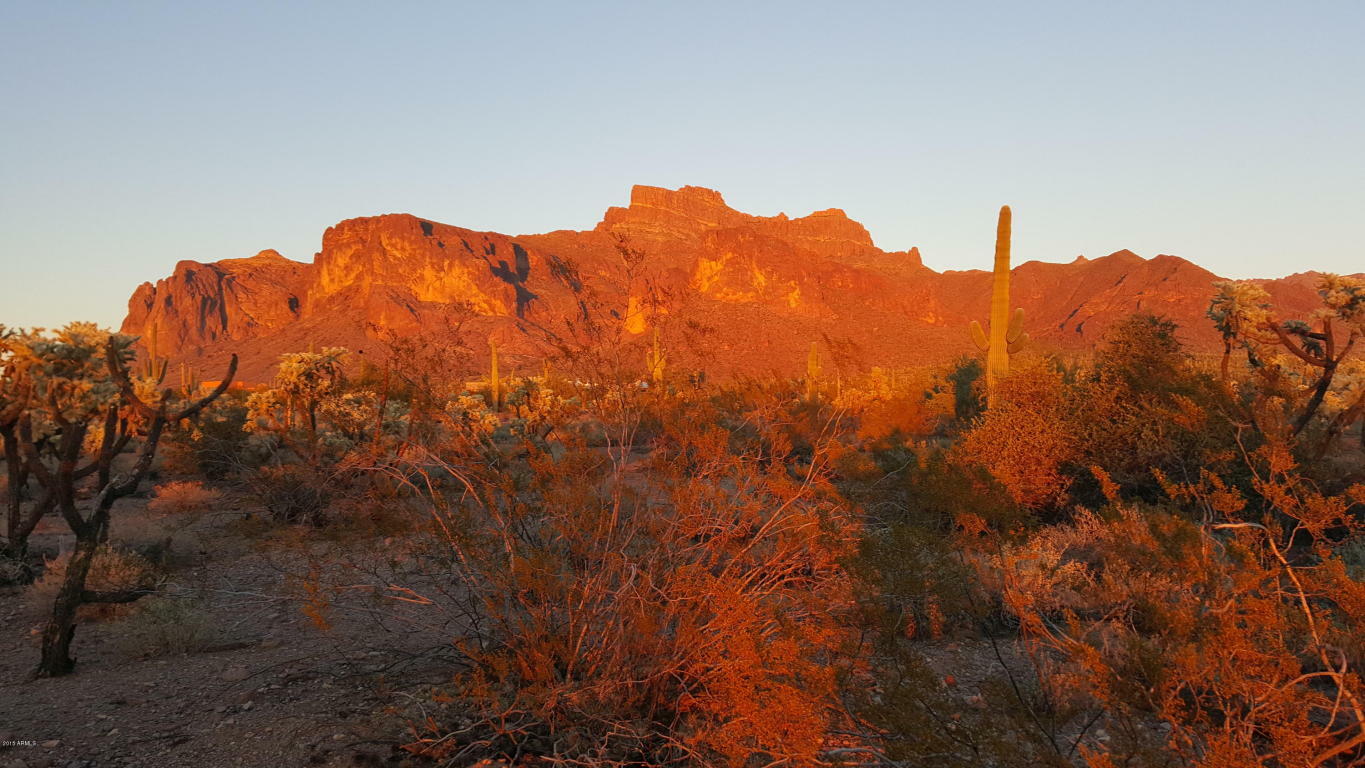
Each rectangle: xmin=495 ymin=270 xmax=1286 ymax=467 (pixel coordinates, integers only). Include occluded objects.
xmin=3 ymin=1 xmax=1362 ymax=329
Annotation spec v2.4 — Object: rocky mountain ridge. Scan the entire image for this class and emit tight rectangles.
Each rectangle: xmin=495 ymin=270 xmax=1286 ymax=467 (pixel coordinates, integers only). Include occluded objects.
xmin=122 ymin=185 xmax=1342 ymax=382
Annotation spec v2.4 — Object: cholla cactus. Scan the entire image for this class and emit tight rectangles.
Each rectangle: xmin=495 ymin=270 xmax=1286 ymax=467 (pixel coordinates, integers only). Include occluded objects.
xmin=645 ymin=327 xmax=667 ymax=385
xmin=969 ymin=206 xmax=1028 ymax=408
xmin=446 ymin=392 xmax=502 ymax=437
xmin=1319 ymin=273 xmax=1365 ymax=326
xmin=1209 ymin=274 xmax=1365 ymax=445
xmin=1209 ymin=281 xmax=1275 ymax=348
xmin=22 ymin=324 xmax=128 ymax=431
xmin=273 ymin=347 xmax=347 ymax=442
xmin=805 ymin=342 xmax=822 ymax=401
xmin=2 ymin=323 xmax=236 ymax=676
xmin=1 ymin=326 xmax=35 ymax=428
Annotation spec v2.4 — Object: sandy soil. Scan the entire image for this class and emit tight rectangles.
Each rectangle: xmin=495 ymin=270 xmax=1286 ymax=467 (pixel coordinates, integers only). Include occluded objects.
xmin=0 ymin=490 xmax=449 ymax=768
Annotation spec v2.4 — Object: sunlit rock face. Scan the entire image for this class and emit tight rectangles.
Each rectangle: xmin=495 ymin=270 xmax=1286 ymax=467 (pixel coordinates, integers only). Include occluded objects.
xmin=124 ymin=249 xmax=310 ymax=355
xmin=121 ymin=184 xmax=1339 ymax=382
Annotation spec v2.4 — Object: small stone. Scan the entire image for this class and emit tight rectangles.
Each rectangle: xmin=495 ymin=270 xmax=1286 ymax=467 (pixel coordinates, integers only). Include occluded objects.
xmin=220 ymin=666 xmax=249 ymax=683
xmin=41 ymin=741 xmax=60 ymax=749
xmin=107 ymin=729 xmax=119 ymax=737
xmin=241 ymin=701 xmax=253 ymax=711
xmin=332 ymin=733 xmax=346 ymax=742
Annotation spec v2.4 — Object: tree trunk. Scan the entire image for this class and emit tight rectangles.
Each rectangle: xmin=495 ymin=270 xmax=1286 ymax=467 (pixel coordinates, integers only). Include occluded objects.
xmin=36 ymin=535 xmax=98 ymax=677
xmin=3 ymin=425 xmax=23 ymax=556
xmin=1292 ymin=362 xmax=1336 ymax=436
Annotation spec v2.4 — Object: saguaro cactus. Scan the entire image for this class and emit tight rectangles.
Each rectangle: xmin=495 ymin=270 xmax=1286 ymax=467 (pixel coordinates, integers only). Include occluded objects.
xmin=969 ymin=206 xmax=1029 ymax=408
xmin=805 ymin=341 xmax=822 ymax=401
xmin=645 ymin=327 xmax=667 ymax=385
xmin=488 ymin=339 xmax=502 ymax=411
xmin=141 ymin=323 xmax=167 ymax=382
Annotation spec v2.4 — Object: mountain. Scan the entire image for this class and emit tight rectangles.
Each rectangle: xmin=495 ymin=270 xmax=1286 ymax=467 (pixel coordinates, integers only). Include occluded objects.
xmin=121 ymin=185 xmax=1339 ymax=383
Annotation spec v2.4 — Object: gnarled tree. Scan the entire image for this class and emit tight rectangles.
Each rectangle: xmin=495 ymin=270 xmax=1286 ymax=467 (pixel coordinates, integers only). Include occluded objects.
xmin=1209 ymin=274 xmax=1365 ymax=455
xmin=12 ymin=324 xmax=235 ymax=676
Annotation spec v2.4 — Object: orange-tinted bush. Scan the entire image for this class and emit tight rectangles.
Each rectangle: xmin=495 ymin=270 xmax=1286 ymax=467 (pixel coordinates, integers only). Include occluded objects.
xmin=956 ymin=359 xmax=1077 ymax=511
xmin=393 ymin=401 xmax=857 ymax=766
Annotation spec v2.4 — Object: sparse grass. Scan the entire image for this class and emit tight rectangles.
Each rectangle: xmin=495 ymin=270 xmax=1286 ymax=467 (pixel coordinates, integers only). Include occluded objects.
xmin=115 ymin=595 xmax=217 ymax=658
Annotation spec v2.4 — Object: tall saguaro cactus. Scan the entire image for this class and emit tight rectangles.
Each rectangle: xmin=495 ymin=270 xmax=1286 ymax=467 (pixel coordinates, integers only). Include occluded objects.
xmin=488 ymin=339 xmax=502 ymax=412
xmin=645 ymin=327 xmax=667 ymax=385
xmin=969 ymin=206 xmax=1029 ymax=408
xmin=141 ymin=323 xmax=167 ymax=382
xmin=179 ymin=362 xmax=200 ymax=397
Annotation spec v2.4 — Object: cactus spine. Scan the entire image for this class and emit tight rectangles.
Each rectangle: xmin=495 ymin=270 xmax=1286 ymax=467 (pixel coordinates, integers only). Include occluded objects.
xmin=969 ymin=206 xmax=1029 ymax=408
xmin=805 ymin=341 xmax=822 ymax=401
xmin=489 ymin=339 xmax=501 ymax=411
xmin=645 ymin=327 xmax=667 ymax=385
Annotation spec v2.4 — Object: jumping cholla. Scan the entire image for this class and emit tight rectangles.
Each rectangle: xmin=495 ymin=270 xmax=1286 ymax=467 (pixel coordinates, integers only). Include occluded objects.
xmin=969 ymin=206 xmax=1029 ymax=408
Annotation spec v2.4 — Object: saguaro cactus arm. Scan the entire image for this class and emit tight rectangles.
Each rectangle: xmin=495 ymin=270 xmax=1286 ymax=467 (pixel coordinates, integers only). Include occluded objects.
xmin=1006 ymin=308 xmax=1029 ymax=354
xmin=970 ymin=320 xmax=989 ymax=351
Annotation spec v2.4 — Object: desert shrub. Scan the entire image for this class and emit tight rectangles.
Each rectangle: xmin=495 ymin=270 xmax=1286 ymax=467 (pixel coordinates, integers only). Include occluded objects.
xmin=249 ymin=464 xmax=333 ymax=526
xmin=108 ymin=514 xmax=177 ymax=565
xmin=956 ymin=359 xmax=1078 ymax=513
xmin=989 ymin=456 xmax=1365 ymax=767
xmin=1070 ymin=314 xmax=1243 ymax=506
xmin=157 ymin=396 xmax=251 ymax=478
xmin=944 ymin=355 xmax=985 ymax=427
xmin=375 ymin=402 xmax=857 ymax=766
xmin=848 ymin=457 xmax=1106 ymax=765
xmin=847 ymin=636 xmax=1094 ymax=768
xmin=147 ymin=479 xmax=223 ymax=516
xmin=116 ymin=595 xmax=216 ymax=658
xmin=0 ymin=550 xmax=32 ymax=585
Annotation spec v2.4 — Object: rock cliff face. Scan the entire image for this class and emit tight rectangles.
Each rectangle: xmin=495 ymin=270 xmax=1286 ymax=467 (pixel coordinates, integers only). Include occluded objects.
xmin=121 ymin=185 xmax=1339 ymax=382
